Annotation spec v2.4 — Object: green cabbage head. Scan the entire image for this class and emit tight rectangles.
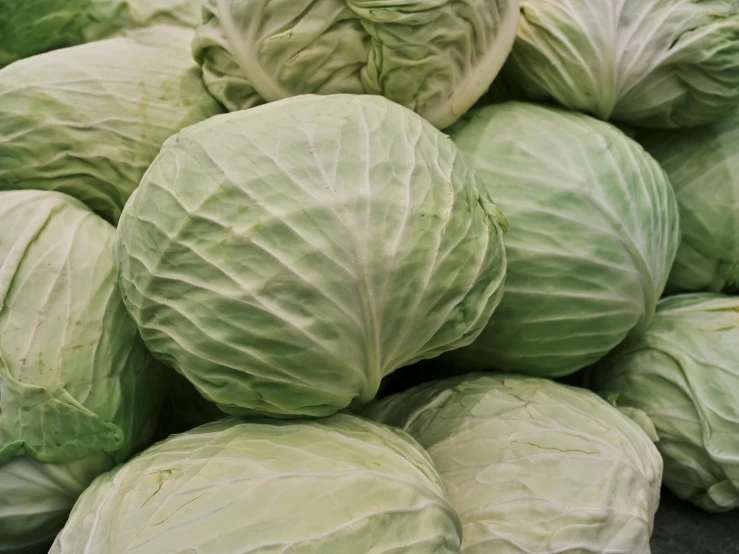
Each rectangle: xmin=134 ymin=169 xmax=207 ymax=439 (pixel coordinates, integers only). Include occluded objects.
xmin=51 ymin=415 xmax=463 ymax=554
xmin=503 ymin=0 xmax=739 ymax=128
xmin=0 ymin=25 xmax=224 ymax=225
xmin=638 ymin=112 xmax=739 ymax=293
xmin=0 ymin=191 xmax=168 ymax=551
xmin=0 ymin=0 xmax=204 ymax=67
xmin=593 ymin=293 xmax=739 ymax=513
xmin=444 ymin=102 xmax=680 ymax=377
xmin=192 ymin=0 xmax=520 ymax=128
xmin=116 ymin=94 xmax=508 ymax=418
xmin=0 ymin=454 xmax=113 ymax=554
xmin=363 ymin=373 xmax=663 ymax=554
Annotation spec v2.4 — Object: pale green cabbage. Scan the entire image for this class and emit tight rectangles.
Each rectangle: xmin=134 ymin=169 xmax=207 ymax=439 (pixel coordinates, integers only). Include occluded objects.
xmin=0 ymin=454 xmax=113 ymax=554
xmin=51 ymin=415 xmax=463 ymax=553
xmin=503 ymin=0 xmax=739 ymax=128
xmin=0 ymin=26 xmax=224 ymax=224
xmin=192 ymin=0 xmax=520 ymax=129
xmin=363 ymin=373 xmax=663 ymax=553
xmin=0 ymin=0 xmax=203 ymax=67
xmin=116 ymin=94 xmax=507 ymax=418
xmin=593 ymin=293 xmax=739 ymax=512
xmin=0 ymin=190 xmax=168 ymax=551
xmin=444 ymin=102 xmax=680 ymax=377
xmin=638 ymin=112 xmax=739 ymax=293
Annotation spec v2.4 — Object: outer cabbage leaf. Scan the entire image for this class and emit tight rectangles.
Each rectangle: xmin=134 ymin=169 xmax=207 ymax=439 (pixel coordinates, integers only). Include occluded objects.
xmin=363 ymin=373 xmax=663 ymax=553
xmin=0 ymin=26 xmax=224 ymax=225
xmin=0 ymin=0 xmax=203 ymax=68
xmin=0 ymin=454 xmax=113 ymax=554
xmin=83 ymin=0 xmax=205 ymax=39
xmin=0 ymin=0 xmax=88 ymax=67
xmin=0 ymin=190 xmax=166 ymax=465
xmin=192 ymin=0 xmax=520 ymax=128
xmin=116 ymin=94 xmax=507 ymax=418
xmin=0 ymin=191 xmax=169 ymax=550
xmin=593 ymin=293 xmax=739 ymax=512
xmin=51 ymin=415 xmax=463 ymax=553
xmin=444 ymin=102 xmax=679 ymax=377
xmin=638 ymin=112 xmax=739 ymax=293
xmin=503 ymin=0 xmax=739 ymax=128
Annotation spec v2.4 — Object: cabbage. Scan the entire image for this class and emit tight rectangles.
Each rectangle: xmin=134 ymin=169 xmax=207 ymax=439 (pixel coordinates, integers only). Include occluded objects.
xmin=0 ymin=0 xmax=204 ymax=67
xmin=593 ymin=293 xmax=739 ymax=512
xmin=192 ymin=0 xmax=520 ymax=128
xmin=638 ymin=112 xmax=739 ymax=293
xmin=0 ymin=26 xmax=224 ymax=224
xmin=503 ymin=0 xmax=739 ymax=127
xmin=51 ymin=415 xmax=462 ymax=553
xmin=0 ymin=190 xmax=168 ymax=550
xmin=444 ymin=102 xmax=680 ymax=377
xmin=85 ymin=0 xmax=206 ymax=36
xmin=363 ymin=373 xmax=663 ymax=553
xmin=116 ymin=94 xmax=507 ymax=418
xmin=0 ymin=454 xmax=113 ymax=554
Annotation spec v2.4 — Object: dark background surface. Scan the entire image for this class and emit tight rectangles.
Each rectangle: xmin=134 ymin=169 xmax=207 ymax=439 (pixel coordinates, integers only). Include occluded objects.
xmin=651 ymin=488 xmax=738 ymax=554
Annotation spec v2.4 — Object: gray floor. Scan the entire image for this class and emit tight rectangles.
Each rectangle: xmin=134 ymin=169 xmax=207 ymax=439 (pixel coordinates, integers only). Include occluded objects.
xmin=651 ymin=488 xmax=739 ymax=554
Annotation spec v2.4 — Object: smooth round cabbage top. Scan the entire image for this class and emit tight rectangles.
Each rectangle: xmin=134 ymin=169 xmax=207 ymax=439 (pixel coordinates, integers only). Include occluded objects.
xmin=51 ymin=414 xmax=463 ymax=554
xmin=0 ymin=454 xmax=113 ymax=554
xmin=0 ymin=25 xmax=223 ymax=225
xmin=116 ymin=94 xmax=508 ymax=418
xmin=503 ymin=0 xmax=739 ymax=128
xmin=638 ymin=113 xmax=739 ymax=294
xmin=363 ymin=373 xmax=663 ymax=554
xmin=0 ymin=0 xmax=203 ymax=67
xmin=0 ymin=190 xmax=166 ymax=467
xmin=444 ymin=102 xmax=679 ymax=377
xmin=593 ymin=293 xmax=739 ymax=513
xmin=192 ymin=0 xmax=520 ymax=129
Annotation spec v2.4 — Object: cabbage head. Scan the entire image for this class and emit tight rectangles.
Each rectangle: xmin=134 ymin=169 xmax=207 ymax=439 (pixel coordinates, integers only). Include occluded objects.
xmin=503 ymin=0 xmax=739 ymax=128
xmin=638 ymin=112 xmax=739 ymax=293
xmin=0 ymin=25 xmax=224 ymax=225
xmin=51 ymin=414 xmax=463 ymax=554
xmin=192 ymin=0 xmax=520 ymax=129
xmin=593 ymin=293 xmax=739 ymax=513
xmin=0 ymin=0 xmax=203 ymax=67
xmin=116 ymin=94 xmax=508 ymax=418
xmin=0 ymin=190 xmax=168 ymax=551
xmin=444 ymin=102 xmax=680 ymax=377
xmin=363 ymin=373 xmax=663 ymax=554
xmin=0 ymin=454 xmax=113 ymax=554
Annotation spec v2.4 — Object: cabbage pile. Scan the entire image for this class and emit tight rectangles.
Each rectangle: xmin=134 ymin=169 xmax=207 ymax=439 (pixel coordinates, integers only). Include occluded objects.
xmin=1 ymin=1 xmax=737 ymax=553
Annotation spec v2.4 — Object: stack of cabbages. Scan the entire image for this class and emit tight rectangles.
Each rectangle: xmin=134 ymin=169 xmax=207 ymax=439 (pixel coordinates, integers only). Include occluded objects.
xmin=1 ymin=0 xmax=738 ymax=552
